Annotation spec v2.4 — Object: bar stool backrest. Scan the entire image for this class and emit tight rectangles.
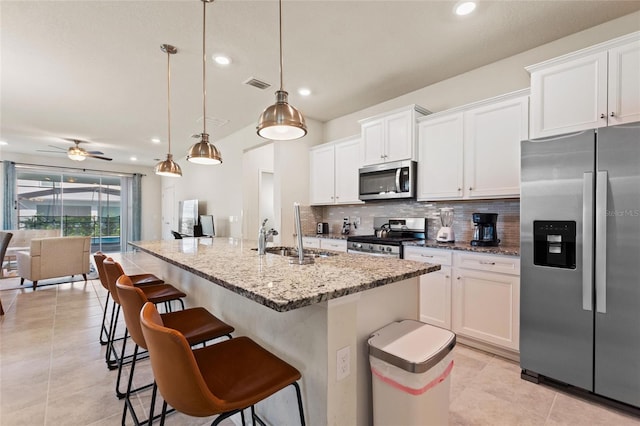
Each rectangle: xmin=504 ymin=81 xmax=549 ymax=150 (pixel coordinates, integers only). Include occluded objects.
xmin=116 ymin=275 xmax=149 ymax=350
xmin=102 ymin=258 xmax=126 ymax=305
xmin=93 ymin=252 xmax=109 ymax=291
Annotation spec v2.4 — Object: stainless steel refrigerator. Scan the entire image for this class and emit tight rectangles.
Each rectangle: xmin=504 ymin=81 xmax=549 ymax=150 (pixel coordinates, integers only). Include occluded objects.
xmin=520 ymin=123 xmax=640 ymax=408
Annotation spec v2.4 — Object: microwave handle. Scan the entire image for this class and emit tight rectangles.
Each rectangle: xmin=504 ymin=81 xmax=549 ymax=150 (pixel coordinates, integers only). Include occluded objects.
xmin=395 ymin=168 xmax=401 ymax=193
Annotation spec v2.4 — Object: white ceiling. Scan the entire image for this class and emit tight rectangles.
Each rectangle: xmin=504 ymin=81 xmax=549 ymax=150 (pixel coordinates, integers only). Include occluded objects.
xmin=2 ymin=0 xmax=640 ymax=166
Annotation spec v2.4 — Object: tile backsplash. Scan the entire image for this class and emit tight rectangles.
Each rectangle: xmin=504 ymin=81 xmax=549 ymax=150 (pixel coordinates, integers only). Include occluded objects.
xmin=302 ymin=199 xmax=520 ymax=246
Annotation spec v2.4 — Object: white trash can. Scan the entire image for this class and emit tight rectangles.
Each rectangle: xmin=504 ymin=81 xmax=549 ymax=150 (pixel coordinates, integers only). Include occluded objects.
xmin=368 ymin=319 xmax=456 ymax=426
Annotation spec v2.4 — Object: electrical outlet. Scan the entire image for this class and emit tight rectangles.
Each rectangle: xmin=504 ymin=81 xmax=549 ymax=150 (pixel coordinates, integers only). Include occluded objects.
xmin=336 ymin=345 xmax=350 ymax=381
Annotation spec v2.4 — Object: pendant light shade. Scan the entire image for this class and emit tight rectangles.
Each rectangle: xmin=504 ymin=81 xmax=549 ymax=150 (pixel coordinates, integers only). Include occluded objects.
xmin=155 ymin=44 xmax=182 ymax=177
xmin=257 ymin=0 xmax=307 ymax=141
xmin=187 ymin=0 xmax=223 ymax=165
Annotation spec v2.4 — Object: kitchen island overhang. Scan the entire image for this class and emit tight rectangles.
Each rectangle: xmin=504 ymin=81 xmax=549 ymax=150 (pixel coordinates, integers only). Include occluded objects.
xmin=129 ymin=238 xmax=440 ymax=312
xmin=126 ymin=238 xmax=440 ymax=425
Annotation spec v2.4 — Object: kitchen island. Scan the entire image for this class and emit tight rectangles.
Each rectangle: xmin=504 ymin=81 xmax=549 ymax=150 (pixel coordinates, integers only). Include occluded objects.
xmin=128 ymin=238 xmax=439 ymax=425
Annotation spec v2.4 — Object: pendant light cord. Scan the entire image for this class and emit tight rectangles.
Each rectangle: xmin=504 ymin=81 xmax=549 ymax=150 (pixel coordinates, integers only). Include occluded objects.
xmin=202 ymin=0 xmax=208 ymax=135
xmin=167 ymin=49 xmax=172 ymax=155
xmin=278 ymin=0 xmax=284 ymax=91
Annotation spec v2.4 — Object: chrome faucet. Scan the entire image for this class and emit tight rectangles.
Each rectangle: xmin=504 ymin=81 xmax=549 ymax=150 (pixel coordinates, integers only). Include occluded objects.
xmin=258 ymin=219 xmax=278 ymax=255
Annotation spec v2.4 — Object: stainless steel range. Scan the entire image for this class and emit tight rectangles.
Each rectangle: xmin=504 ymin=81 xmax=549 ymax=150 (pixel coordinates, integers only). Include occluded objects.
xmin=347 ymin=217 xmax=427 ymax=258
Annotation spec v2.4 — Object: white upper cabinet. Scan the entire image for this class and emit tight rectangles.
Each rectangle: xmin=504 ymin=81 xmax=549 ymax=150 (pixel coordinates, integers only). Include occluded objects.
xmin=359 ymin=105 xmax=429 ymax=166
xmin=528 ymin=32 xmax=640 ymax=138
xmin=309 ymin=136 xmax=362 ymax=205
xmin=417 ymin=90 xmax=529 ymax=201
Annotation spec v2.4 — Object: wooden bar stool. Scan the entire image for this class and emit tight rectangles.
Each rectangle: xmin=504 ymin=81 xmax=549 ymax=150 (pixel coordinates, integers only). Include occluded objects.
xmin=140 ymin=302 xmax=306 ymax=426
xmin=116 ymin=275 xmax=234 ymax=425
xmin=102 ymin=258 xmax=186 ymax=370
xmin=93 ymin=251 xmax=164 ymax=346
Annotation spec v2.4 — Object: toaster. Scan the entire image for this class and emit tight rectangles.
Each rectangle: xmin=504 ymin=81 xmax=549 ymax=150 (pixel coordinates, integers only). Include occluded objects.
xmin=317 ymin=222 xmax=329 ymax=234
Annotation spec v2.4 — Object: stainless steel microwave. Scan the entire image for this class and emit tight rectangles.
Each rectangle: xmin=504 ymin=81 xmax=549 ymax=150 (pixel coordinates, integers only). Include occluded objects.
xmin=358 ymin=160 xmax=416 ymax=201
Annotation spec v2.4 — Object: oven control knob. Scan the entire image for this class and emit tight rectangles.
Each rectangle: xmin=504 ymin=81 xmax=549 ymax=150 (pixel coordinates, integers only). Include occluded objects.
xmin=355 ymin=243 xmax=362 ymax=249
xmin=368 ymin=245 xmax=374 ymax=250
xmin=386 ymin=247 xmax=392 ymax=252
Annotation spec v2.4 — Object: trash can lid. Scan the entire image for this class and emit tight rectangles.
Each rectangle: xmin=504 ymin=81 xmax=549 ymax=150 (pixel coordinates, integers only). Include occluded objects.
xmin=368 ymin=319 xmax=456 ymax=373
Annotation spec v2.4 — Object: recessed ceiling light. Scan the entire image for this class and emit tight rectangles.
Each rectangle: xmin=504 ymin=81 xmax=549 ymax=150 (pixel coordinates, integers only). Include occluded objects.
xmin=130 ymin=156 xmax=137 ymax=161
xmin=151 ymin=138 xmax=161 ymax=144
xmin=455 ymin=1 xmax=476 ymax=16
xmin=0 ymin=141 xmax=8 ymax=145
xmin=213 ymin=55 xmax=231 ymax=66
xmin=298 ymin=88 xmax=311 ymax=96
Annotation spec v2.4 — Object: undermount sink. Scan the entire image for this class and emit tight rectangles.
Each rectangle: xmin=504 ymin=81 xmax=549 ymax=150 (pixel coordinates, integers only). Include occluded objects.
xmin=260 ymin=246 xmax=338 ymax=258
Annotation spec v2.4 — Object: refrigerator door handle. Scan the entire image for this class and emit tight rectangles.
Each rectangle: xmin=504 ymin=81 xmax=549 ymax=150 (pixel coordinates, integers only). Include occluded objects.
xmin=595 ymin=170 xmax=608 ymax=313
xmin=583 ymin=172 xmax=594 ymax=311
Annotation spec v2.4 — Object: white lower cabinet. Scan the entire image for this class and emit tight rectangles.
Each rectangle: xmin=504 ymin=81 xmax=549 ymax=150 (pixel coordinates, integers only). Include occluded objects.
xmin=319 ymin=239 xmax=347 ymax=252
xmin=302 ymin=237 xmax=347 ymax=252
xmin=404 ymin=247 xmax=452 ymax=329
xmin=452 ymin=252 xmax=520 ymax=352
xmin=405 ymin=246 xmax=520 ymax=354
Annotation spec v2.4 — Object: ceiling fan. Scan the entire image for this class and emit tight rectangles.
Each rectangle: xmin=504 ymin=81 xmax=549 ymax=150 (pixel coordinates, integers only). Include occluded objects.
xmin=37 ymin=138 xmax=113 ymax=161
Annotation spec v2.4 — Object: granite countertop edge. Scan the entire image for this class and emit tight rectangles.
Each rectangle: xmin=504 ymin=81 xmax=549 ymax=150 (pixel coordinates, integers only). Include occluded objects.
xmin=404 ymin=240 xmax=520 ymax=257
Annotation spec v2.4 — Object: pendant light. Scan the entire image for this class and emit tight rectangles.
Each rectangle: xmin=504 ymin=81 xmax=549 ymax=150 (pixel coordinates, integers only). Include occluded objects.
xmin=187 ymin=0 xmax=222 ymax=165
xmin=155 ymin=44 xmax=183 ymax=177
xmin=257 ymin=0 xmax=307 ymax=141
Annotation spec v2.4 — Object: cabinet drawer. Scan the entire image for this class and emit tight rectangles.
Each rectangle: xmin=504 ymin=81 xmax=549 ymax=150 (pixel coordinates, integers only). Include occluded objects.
xmin=454 ymin=252 xmax=520 ymax=275
xmin=302 ymin=237 xmax=320 ymax=249
xmin=319 ymin=239 xmax=347 ymax=252
xmin=404 ymin=247 xmax=452 ymax=266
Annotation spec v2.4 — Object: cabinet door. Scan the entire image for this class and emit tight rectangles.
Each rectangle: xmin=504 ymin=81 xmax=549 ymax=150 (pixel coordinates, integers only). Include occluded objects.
xmin=302 ymin=237 xmax=321 ymax=249
xmin=464 ymin=95 xmax=528 ymax=198
xmin=361 ymin=119 xmax=385 ymax=166
xmin=385 ymin=109 xmax=413 ymax=163
xmin=417 ymin=112 xmax=464 ymax=200
xmin=334 ymin=138 xmax=362 ymax=204
xmin=309 ymin=144 xmax=335 ymax=205
xmin=452 ymin=269 xmax=520 ymax=351
xmin=419 ymin=267 xmax=452 ymax=329
xmin=608 ymin=40 xmax=640 ymax=126
xmin=530 ymin=51 xmax=607 ymax=138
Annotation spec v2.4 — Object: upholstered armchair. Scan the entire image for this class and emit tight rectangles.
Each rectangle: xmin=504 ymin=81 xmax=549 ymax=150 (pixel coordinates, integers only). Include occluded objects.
xmin=17 ymin=236 xmax=91 ymax=290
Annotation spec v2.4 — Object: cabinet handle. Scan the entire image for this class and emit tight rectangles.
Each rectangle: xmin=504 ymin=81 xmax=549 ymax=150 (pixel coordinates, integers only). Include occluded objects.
xmin=445 ymin=275 xmax=450 ymax=279
xmin=479 ymin=261 xmax=496 ymax=265
xmin=610 ymin=112 xmax=615 ymax=117
xmin=468 ymin=187 xmax=473 ymax=191
xmin=420 ymin=254 xmax=434 ymax=258
xmin=456 ymin=276 xmax=461 ymax=280
xmin=600 ymin=113 xmax=606 ymax=119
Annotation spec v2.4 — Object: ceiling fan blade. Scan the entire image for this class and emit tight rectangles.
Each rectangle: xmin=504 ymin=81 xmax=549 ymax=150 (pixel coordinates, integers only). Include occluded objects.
xmin=86 ymin=154 xmax=112 ymax=161
xmin=37 ymin=149 xmax=65 ymax=153
xmin=86 ymin=150 xmax=105 ymax=155
xmin=46 ymin=145 xmax=67 ymax=151
xmin=63 ymin=138 xmax=89 ymax=145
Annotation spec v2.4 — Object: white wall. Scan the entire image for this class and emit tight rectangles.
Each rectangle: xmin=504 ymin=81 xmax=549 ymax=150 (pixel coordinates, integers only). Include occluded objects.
xmin=242 ymin=142 xmax=275 ymax=242
xmin=323 ymin=11 xmax=640 ymax=141
xmin=0 ymin=151 xmax=162 ymax=240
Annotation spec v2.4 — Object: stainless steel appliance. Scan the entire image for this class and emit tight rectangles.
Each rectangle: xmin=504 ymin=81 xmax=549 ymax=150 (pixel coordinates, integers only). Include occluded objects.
xmin=317 ymin=222 xmax=329 ymax=234
xmin=358 ymin=160 xmax=416 ymax=201
xmin=347 ymin=217 xmax=426 ymax=258
xmin=470 ymin=213 xmax=499 ymax=246
xmin=520 ymin=123 xmax=640 ymax=409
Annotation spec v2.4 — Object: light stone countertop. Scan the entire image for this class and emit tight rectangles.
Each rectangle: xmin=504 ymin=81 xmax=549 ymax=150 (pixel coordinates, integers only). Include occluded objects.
xmin=405 ymin=240 xmax=520 ymax=256
xmin=129 ymin=238 xmax=440 ymax=312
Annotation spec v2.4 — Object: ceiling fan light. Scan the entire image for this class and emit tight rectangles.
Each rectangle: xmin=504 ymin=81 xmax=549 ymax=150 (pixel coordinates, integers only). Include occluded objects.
xmin=68 ymin=147 xmax=86 ymax=161
xmin=257 ymin=90 xmax=307 ymax=140
xmin=155 ymin=153 xmax=183 ymax=177
xmin=187 ymin=133 xmax=222 ymax=165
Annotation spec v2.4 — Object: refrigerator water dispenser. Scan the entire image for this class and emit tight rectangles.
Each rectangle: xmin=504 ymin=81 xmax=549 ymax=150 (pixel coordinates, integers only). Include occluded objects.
xmin=533 ymin=221 xmax=576 ymax=269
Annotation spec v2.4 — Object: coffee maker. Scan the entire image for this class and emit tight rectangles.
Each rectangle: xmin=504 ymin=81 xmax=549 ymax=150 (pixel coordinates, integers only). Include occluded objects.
xmin=470 ymin=213 xmax=500 ymax=246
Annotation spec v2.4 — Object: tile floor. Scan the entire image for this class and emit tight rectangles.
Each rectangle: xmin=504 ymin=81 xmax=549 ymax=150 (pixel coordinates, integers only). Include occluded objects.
xmin=1 ymin=255 xmax=639 ymax=426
